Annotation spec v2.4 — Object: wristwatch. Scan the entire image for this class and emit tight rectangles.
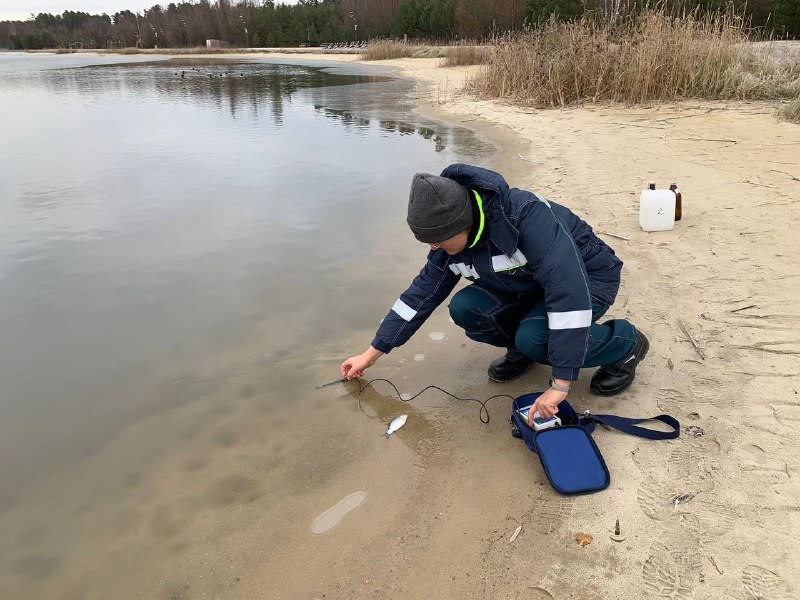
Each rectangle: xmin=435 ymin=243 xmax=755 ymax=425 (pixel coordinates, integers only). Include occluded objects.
xmin=549 ymin=378 xmax=570 ymax=393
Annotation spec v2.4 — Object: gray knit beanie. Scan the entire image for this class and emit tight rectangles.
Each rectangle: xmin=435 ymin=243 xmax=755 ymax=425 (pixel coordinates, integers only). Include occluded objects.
xmin=407 ymin=173 xmax=472 ymax=243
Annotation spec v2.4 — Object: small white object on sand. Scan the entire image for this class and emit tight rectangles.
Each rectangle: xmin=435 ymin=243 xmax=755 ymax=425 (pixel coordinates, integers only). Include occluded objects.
xmin=386 ymin=414 xmax=408 ymax=435
xmin=429 ymin=332 xmax=445 ymax=341
xmin=414 ymin=354 xmax=425 ymax=361
xmin=311 ymin=492 xmax=366 ymax=534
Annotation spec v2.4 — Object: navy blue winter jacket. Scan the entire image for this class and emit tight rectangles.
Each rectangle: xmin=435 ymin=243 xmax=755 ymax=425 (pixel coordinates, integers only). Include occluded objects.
xmin=371 ymin=164 xmax=623 ymax=381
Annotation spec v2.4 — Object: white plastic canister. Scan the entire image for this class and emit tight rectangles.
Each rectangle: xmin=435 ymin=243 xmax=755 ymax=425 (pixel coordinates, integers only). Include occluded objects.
xmin=639 ymin=189 xmax=676 ymax=232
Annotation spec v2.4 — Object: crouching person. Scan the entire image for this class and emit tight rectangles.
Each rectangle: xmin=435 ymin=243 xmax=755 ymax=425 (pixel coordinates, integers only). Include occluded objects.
xmin=340 ymin=164 xmax=648 ymax=424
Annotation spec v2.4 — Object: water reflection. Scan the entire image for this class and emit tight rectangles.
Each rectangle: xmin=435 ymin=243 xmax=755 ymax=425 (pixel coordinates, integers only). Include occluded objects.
xmin=26 ymin=59 xmax=389 ymax=126
xmin=6 ymin=57 xmax=481 ymax=154
xmin=314 ymin=107 xmax=449 ymax=152
xmin=0 ymin=54 xmax=494 ymax=599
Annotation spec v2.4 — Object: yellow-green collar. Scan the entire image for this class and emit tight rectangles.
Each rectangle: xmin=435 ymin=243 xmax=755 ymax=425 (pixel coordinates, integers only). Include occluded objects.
xmin=468 ymin=189 xmax=485 ymax=249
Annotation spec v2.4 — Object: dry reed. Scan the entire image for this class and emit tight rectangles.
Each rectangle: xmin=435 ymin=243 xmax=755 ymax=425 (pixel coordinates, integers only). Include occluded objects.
xmin=779 ymin=95 xmax=800 ymax=122
xmin=362 ymin=40 xmax=442 ymax=61
xmin=442 ymin=43 xmax=490 ymax=67
xmin=471 ymin=9 xmax=800 ymax=107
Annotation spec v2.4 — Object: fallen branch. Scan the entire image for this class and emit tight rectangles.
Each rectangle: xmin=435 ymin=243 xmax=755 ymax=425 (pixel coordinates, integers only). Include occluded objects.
xmin=678 ymin=319 xmax=706 ymax=360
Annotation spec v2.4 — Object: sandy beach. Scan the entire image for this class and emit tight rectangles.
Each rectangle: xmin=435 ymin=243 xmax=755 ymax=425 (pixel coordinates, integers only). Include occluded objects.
xmin=287 ymin=53 xmax=800 ymax=599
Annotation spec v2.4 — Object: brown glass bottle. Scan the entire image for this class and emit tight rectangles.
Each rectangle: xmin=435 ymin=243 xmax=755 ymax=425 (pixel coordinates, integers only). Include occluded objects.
xmin=669 ymin=181 xmax=682 ymax=221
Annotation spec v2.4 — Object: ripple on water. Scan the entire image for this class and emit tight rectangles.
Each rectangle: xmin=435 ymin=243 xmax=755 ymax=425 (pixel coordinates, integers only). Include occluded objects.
xmin=311 ymin=491 xmax=366 ymax=534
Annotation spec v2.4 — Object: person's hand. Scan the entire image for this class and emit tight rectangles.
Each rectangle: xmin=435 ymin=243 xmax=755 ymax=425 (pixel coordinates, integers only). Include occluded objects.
xmin=529 ymin=387 xmax=568 ymax=425
xmin=341 ymin=347 xmax=383 ymax=380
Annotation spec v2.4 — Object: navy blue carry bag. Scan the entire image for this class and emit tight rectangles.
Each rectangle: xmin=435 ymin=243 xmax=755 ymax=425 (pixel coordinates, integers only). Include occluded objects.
xmin=510 ymin=392 xmax=680 ymax=495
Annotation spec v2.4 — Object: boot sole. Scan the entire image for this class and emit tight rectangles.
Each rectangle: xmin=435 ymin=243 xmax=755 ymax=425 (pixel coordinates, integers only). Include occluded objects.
xmin=487 ymin=362 xmax=532 ymax=383
xmin=590 ymin=333 xmax=650 ymax=397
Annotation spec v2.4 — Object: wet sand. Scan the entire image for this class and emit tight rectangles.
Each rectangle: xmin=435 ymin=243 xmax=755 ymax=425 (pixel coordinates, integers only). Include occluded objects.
xmin=4 ymin=51 xmax=799 ymax=599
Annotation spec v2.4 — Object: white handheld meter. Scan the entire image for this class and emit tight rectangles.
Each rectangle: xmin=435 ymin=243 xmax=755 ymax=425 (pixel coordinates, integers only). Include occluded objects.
xmin=518 ymin=406 xmax=562 ymax=431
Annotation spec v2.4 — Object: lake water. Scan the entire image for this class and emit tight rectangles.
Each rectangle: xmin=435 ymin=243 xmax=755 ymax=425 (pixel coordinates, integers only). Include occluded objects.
xmin=0 ymin=53 xmax=493 ymax=598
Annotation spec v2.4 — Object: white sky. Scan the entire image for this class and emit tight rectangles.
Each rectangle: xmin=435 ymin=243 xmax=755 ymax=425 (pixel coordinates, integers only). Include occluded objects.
xmin=0 ymin=1 xmax=298 ymax=21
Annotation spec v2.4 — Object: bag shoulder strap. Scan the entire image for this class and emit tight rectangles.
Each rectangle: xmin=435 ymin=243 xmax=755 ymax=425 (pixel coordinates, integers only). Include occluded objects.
xmin=580 ymin=413 xmax=680 ymax=440
xmin=554 ymin=399 xmax=680 ymax=440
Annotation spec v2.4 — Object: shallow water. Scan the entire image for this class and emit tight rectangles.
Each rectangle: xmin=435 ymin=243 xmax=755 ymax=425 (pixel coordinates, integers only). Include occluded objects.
xmin=0 ymin=53 xmax=492 ymax=598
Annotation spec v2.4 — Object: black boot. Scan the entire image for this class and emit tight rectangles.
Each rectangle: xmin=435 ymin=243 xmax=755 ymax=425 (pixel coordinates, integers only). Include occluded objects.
xmin=488 ymin=349 xmax=532 ymax=383
xmin=590 ymin=330 xmax=649 ymax=396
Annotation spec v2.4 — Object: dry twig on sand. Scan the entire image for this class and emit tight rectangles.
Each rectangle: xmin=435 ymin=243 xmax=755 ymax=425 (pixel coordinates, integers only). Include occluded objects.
xmin=597 ymin=231 xmax=630 ymax=241
xmin=709 ymin=555 xmax=724 ymax=574
xmin=730 ymin=304 xmax=756 ymax=313
xmin=769 ymin=169 xmax=800 ymax=181
xmin=678 ymin=319 xmax=706 ymax=360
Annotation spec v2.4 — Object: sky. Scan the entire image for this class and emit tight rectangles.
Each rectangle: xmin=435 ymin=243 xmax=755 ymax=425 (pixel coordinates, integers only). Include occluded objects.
xmin=0 ymin=1 xmax=298 ymax=21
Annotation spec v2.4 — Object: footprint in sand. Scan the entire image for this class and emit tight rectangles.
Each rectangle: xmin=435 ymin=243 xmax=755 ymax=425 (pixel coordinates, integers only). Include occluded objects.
xmin=311 ymin=491 xmax=366 ymax=534
xmin=632 ymin=437 xmax=720 ymax=491
xmin=642 ymin=540 xmax=703 ymax=599
xmin=739 ymin=444 xmax=790 ymax=478
xmin=528 ymin=494 xmax=573 ymax=535
xmin=742 ymin=565 xmax=794 ymax=600
xmin=637 ymin=476 xmax=679 ymax=521
xmin=674 ymin=501 xmax=736 ymax=540
xmin=667 ymin=440 xmax=721 ymax=491
xmin=637 ymin=477 xmax=735 ymax=540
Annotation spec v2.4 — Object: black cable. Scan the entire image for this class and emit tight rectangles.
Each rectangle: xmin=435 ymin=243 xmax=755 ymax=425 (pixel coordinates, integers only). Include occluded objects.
xmin=352 ymin=377 xmax=514 ymax=424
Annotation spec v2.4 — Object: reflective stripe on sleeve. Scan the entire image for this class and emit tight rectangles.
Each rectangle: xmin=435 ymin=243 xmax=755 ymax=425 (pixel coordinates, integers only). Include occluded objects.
xmin=547 ymin=309 xmax=592 ymax=330
xmin=391 ymin=299 xmax=417 ymax=322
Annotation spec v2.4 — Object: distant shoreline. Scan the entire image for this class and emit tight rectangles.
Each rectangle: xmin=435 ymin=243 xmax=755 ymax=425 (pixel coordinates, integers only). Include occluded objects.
xmin=9 ymin=46 xmax=366 ymax=56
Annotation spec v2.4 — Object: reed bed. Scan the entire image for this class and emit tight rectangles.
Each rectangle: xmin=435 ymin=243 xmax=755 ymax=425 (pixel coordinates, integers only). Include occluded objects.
xmin=361 ymin=40 xmax=442 ymax=61
xmin=471 ymin=9 xmax=800 ymax=107
xmin=779 ymin=95 xmax=800 ymax=122
xmin=441 ymin=43 xmax=490 ymax=67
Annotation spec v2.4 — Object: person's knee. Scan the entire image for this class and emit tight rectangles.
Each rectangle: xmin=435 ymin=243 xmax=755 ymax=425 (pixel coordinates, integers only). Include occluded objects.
xmin=515 ymin=318 xmax=549 ymax=362
xmin=448 ymin=295 xmax=469 ymax=328
xmin=448 ymin=289 xmax=497 ymax=343
xmin=448 ymin=288 xmax=483 ymax=329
